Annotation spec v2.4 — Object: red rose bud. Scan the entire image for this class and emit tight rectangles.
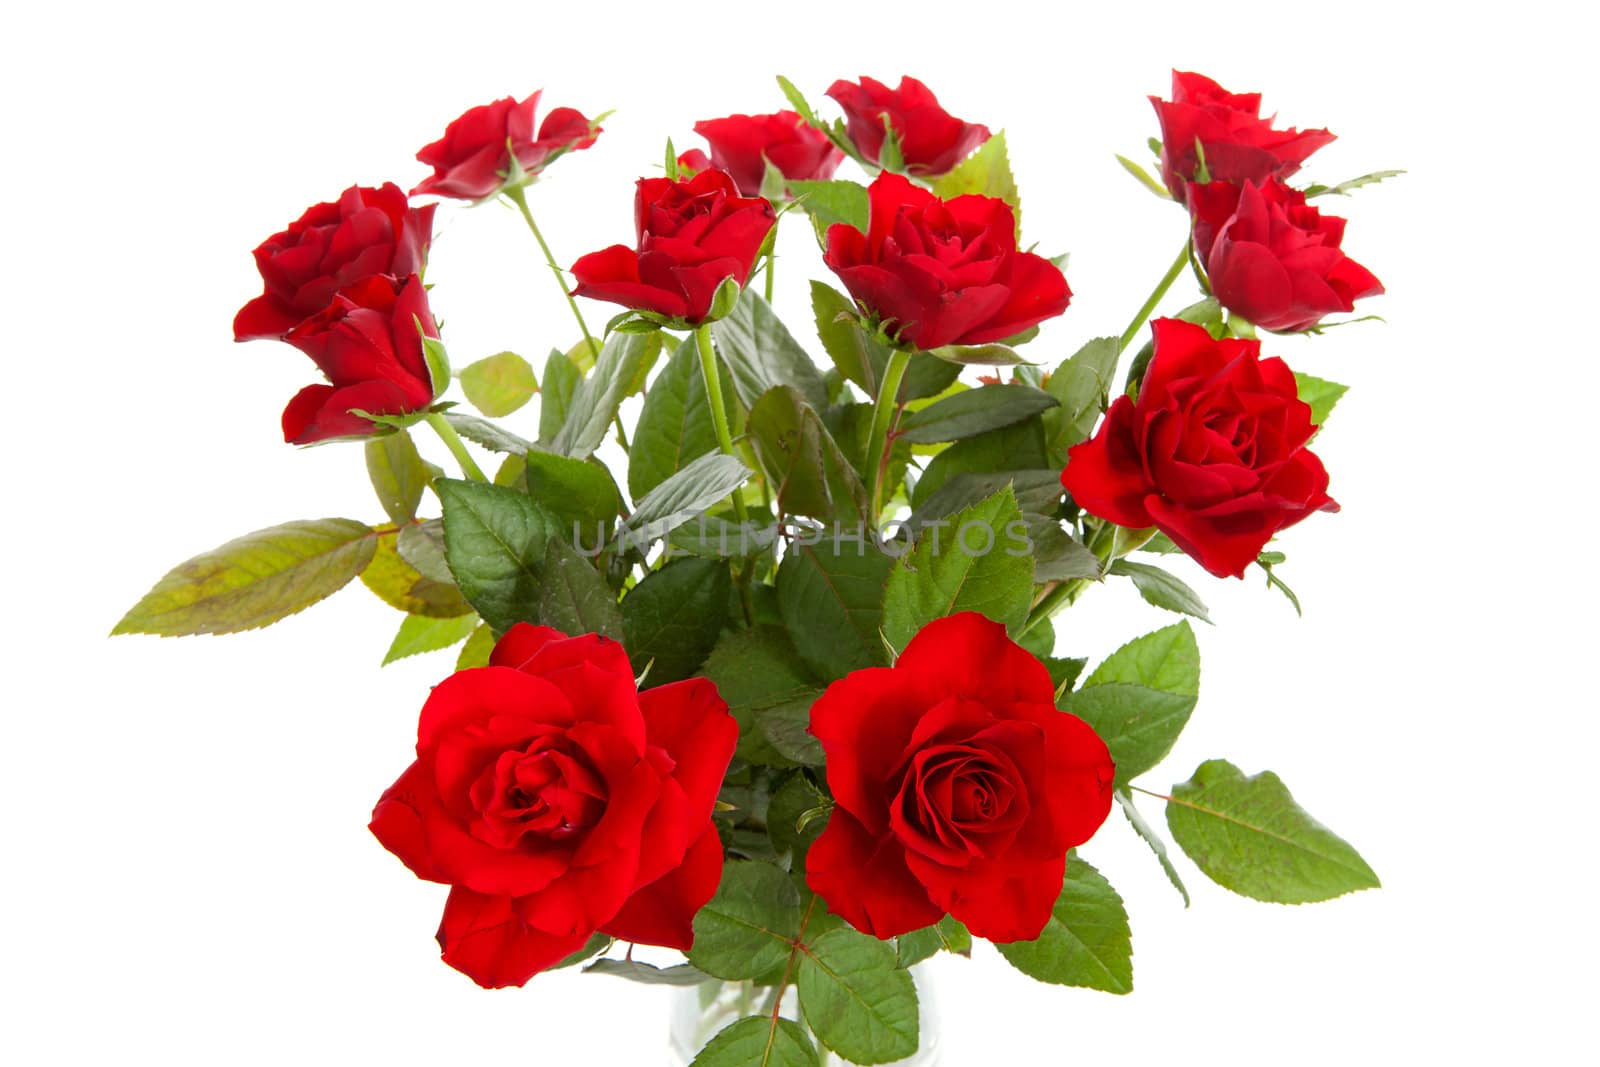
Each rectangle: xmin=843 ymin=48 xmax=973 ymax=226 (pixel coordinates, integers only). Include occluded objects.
xmin=569 ymin=169 xmax=776 ymax=325
xmin=1189 ymin=179 xmax=1383 ymax=332
xmin=279 ymin=274 xmax=437 ymax=445
xmin=674 ymin=147 xmax=712 ymax=177
xmin=690 ymin=110 xmax=843 ymax=196
xmin=823 ymin=172 xmax=1069 ymax=350
xmin=1062 ymin=318 xmax=1338 ymax=578
xmin=232 ymin=183 xmax=435 ymax=342
xmin=826 ymin=75 xmax=990 ymax=177
xmin=806 ymin=612 xmax=1114 ymax=942
xmin=369 ymin=625 xmax=737 ymax=989
xmin=1151 ymin=71 xmax=1335 ymax=202
xmin=412 ymin=91 xmax=600 ymax=201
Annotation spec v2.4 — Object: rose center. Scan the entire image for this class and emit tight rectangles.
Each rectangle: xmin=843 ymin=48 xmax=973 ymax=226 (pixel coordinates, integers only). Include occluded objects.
xmin=468 ymin=739 xmax=608 ymax=850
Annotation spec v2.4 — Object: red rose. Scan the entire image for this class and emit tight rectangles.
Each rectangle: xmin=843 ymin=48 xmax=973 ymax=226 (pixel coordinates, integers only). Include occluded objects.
xmin=805 ymin=612 xmax=1114 ymax=943
xmin=232 ymin=183 xmax=435 ymax=342
xmin=674 ymin=147 xmax=713 ymax=177
xmin=370 ymin=624 xmax=737 ymax=989
xmin=278 ymin=273 xmax=437 ymax=445
xmin=690 ymin=110 xmax=843 ymax=196
xmin=412 ymin=91 xmax=599 ymax=201
xmin=1062 ymin=317 xmax=1338 ymax=578
xmin=1151 ymin=71 xmax=1335 ymax=202
xmin=826 ymin=75 xmax=989 ymax=177
xmin=569 ymin=169 xmax=776 ymax=325
xmin=1189 ymin=178 xmax=1384 ymax=333
xmin=823 ymin=172 xmax=1070 ymax=350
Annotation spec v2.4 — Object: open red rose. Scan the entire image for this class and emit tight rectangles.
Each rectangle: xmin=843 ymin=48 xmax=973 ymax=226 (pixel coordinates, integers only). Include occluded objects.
xmin=806 ymin=612 xmax=1114 ymax=943
xmin=1189 ymin=178 xmax=1383 ymax=333
xmin=826 ymin=75 xmax=989 ymax=177
xmin=690 ymin=110 xmax=843 ymax=196
xmin=1152 ymin=71 xmax=1335 ymax=202
xmin=569 ymin=169 xmax=775 ymax=325
xmin=233 ymin=183 xmax=435 ymax=342
xmin=1063 ymin=317 xmax=1338 ymax=578
xmin=823 ymin=172 xmax=1069 ymax=350
xmin=412 ymin=91 xmax=599 ymax=201
xmin=278 ymin=273 xmax=437 ymax=444
xmin=370 ymin=624 xmax=737 ymax=989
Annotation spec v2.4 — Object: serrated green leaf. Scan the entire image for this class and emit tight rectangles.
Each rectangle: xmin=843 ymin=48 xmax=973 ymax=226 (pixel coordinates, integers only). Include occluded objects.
xmin=538 ymin=537 xmax=622 ymax=640
xmin=790 ymin=179 xmax=869 ymax=239
xmin=551 ymin=331 xmax=663 ymax=458
xmin=933 ymin=130 xmax=1021 ymax=235
xmin=894 ymin=926 xmax=944 ymax=968
xmin=702 ymin=626 xmax=826 ymax=767
xmin=897 ymin=384 xmax=1058 ymax=444
xmin=1303 ymin=169 xmax=1404 ymax=198
xmin=767 ymin=772 xmax=828 ymax=865
xmin=458 ymin=351 xmax=537 ymax=417
xmin=523 ymin=450 xmax=623 ymax=546
xmin=909 ymin=469 xmax=1064 ymax=528
xmin=365 ymin=431 xmax=428 ymax=523
xmin=690 ymin=1016 xmax=819 ymax=1067
xmin=538 ymin=348 xmax=582 ymax=444
xmin=712 ymin=290 xmax=829 ymax=413
xmin=620 ymin=452 xmax=751 ymax=540
xmin=113 ymin=519 xmax=376 ymax=636
xmin=798 ymin=926 xmax=918 ymax=1064
xmin=757 ymin=703 xmax=824 ymax=766
xmin=621 ymin=557 xmax=730 ymax=684
xmin=362 ymin=535 xmax=474 ymax=618
xmin=456 ymin=622 xmax=496 ymax=669
xmin=996 ymin=856 xmax=1132 ymax=993
xmin=1044 ymin=336 xmax=1121 ymax=464
xmin=882 ymin=487 xmax=1033 ymax=651
xmin=397 ymin=519 xmax=452 ymax=583
xmin=749 ymin=386 xmax=869 ymax=524
xmin=1109 ymin=559 xmax=1212 ymax=623
xmin=582 ymin=958 xmax=709 ymax=986
xmin=777 ymin=539 xmax=893 ymax=681
xmin=436 ymin=479 xmax=563 ymax=632
xmin=1028 ymin=516 xmax=1102 ymax=582
xmin=1116 ymin=788 xmax=1190 ymax=907
xmin=912 ymin=417 xmax=1049 ymax=509
xmin=927 ymin=342 xmax=1024 ymax=366
xmin=1295 ymin=372 xmax=1348 ymax=426
xmin=1064 ymin=621 xmax=1200 ymax=786
xmin=689 ymin=861 xmax=803 ymax=980
xmin=442 ymin=412 xmax=532 ymax=454
xmin=1165 ymin=759 xmax=1380 ymax=903
xmin=1114 ymin=153 xmax=1172 ymax=199
xmin=382 ymin=612 xmax=479 ymax=665
xmin=629 ymin=337 xmax=731 ymax=501
xmin=420 ymin=332 xmax=451 ymax=399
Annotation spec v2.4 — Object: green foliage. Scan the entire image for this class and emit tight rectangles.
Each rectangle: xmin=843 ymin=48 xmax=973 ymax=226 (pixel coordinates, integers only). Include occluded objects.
xmin=435 ymin=479 xmax=563 ymax=632
xmin=443 ymin=412 xmax=533 ymax=454
xmin=113 ymin=519 xmax=376 ymax=636
xmin=798 ymin=926 xmax=919 ymax=1064
xmin=1115 ymin=788 xmax=1190 ymax=906
xmin=365 ymin=431 xmax=428 ymax=523
xmin=1302 ymin=169 xmax=1405 ymax=198
xmin=882 ymin=487 xmax=1034 ymax=651
xmin=383 ymin=612 xmax=479 ymax=665
xmin=748 ymin=386 xmax=869 ymax=524
xmin=459 ymin=351 xmax=537 ymax=417
xmin=777 ymin=539 xmax=893 ymax=681
xmin=767 ymin=772 xmax=828 ymax=865
xmin=810 ymin=281 xmax=959 ymax=402
xmin=538 ymin=537 xmax=623 ymax=640
xmin=550 ymin=331 xmax=663 ymax=458
xmin=582 ymin=958 xmax=709 ymax=986
xmin=897 ymin=383 xmax=1057 ymax=444
xmin=912 ymin=417 xmax=1048 ymax=509
xmin=701 ymin=627 xmax=825 ymax=767
xmin=1108 ymin=559 xmax=1212 ymax=623
xmin=690 ymin=1017 xmax=818 ymax=1067
xmin=456 ymin=622 xmax=496 ymax=669
xmin=1044 ymin=336 xmax=1120 ymax=464
xmin=1114 ymin=153 xmax=1172 ymax=199
xmin=689 ymin=861 xmax=803 ymax=980
xmin=789 ymin=179 xmax=870 ymax=238
xmin=1064 ymin=621 xmax=1200 ymax=786
xmin=538 ymin=348 xmax=582 ymax=443
xmin=1294 ymin=372 xmax=1349 ymax=426
xmin=712 ymin=291 xmax=829 ymax=413
xmin=629 ymin=337 xmax=731 ymax=501
xmin=926 ymin=342 xmax=1024 ymax=366
xmin=894 ymin=917 xmax=970 ymax=967
xmin=996 ymin=856 xmax=1133 ymax=993
xmin=361 ymin=536 xmax=474 ymax=618
xmin=522 ymin=450 xmax=623 ymax=545
xmin=933 ymin=131 xmax=1021 ymax=234
xmin=1166 ymin=759 xmax=1380 ymax=903
xmin=620 ymin=453 xmax=751 ymax=539
xmin=621 ymin=557 xmax=731 ymax=684
xmin=397 ymin=520 xmax=451 ymax=583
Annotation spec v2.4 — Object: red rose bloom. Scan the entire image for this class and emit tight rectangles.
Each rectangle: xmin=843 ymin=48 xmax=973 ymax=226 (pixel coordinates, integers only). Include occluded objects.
xmin=823 ymin=172 xmax=1070 ymax=350
xmin=278 ymin=273 xmax=437 ymax=445
xmin=569 ymin=169 xmax=776 ymax=325
xmin=826 ymin=75 xmax=990 ymax=177
xmin=412 ymin=91 xmax=599 ymax=201
xmin=690 ymin=110 xmax=843 ymax=196
xmin=1062 ymin=317 xmax=1338 ymax=578
xmin=370 ymin=624 xmax=737 ymax=989
xmin=1151 ymin=71 xmax=1335 ymax=202
xmin=806 ymin=613 xmax=1114 ymax=943
xmin=1189 ymin=179 xmax=1383 ymax=333
xmin=233 ymin=183 xmax=435 ymax=342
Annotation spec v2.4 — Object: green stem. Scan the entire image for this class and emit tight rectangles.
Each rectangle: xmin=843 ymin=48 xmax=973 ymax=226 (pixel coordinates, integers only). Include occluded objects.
xmin=423 ymin=412 xmax=488 ymax=483
xmin=693 ymin=324 xmax=749 ymax=527
xmin=1021 ymin=520 xmax=1116 ymax=634
xmin=503 ymin=184 xmax=598 ymax=359
xmin=1118 ymin=240 xmax=1193 ymax=354
xmin=866 ymin=348 xmax=913 ymax=520
xmin=763 ymin=250 xmax=776 ymax=303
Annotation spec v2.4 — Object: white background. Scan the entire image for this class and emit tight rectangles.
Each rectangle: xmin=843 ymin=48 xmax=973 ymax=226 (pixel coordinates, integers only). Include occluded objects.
xmin=5 ymin=1 xmax=1593 ymax=1063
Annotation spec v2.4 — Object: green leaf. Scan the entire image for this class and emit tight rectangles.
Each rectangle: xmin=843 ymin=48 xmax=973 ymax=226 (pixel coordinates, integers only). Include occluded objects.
xmin=365 ymin=431 xmax=428 ymax=523
xmin=927 ymin=342 xmax=1024 ymax=366
xmin=777 ymin=539 xmax=893 ymax=681
xmin=767 ymin=772 xmax=828 ymax=865
xmin=996 ymin=856 xmax=1133 ymax=994
xmin=1114 ymin=153 xmax=1172 ymax=199
xmin=523 ymin=450 xmax=623 ymax=546
xmin=1045 ymin=655 xmax=1088 ymax=697
xmin=1028 ymin=516 xmax=1102 ymax=582
xmin=436 ymin=479 xmax=563 ymax=632
xmin=397 ymin=520 xmax=452 ymax=583
xmin=882 ymin=487 xmax=1033 ymax=651
xmin=810 ymin=281 xmax=959 ymax=402
xmin=1302 ymin=169 xmax=1405 ymax=198
xmin=909 ymin=469 xmax=1064 ymax=527
xmin=538 ymin=348 xmax=582 ymax=444
xmin=775 ymin=75 xmax=820 ymax=127
xmin=382 ymin=612 xmax=480 ymax=665
xmin=620 ymin=452 xmax=751 ymax=541
xmin=538 ymin=537 xmax=623 ymax=640
xmin=798 ymin=926 xmax=919 ymax=1064
xmin=1166 ymin=759 xmax=1379 ymax=903
xmin=1295 ymin=372 xmax=1349 ymax=426
xmin=458 ymin=351 xmax=537 ymax=417
xmin=420 ymin=332 xmax=451 ymax=399
xmin=897 ymin=383 xmax=1058 ymax=444
xmin=895 ymin=926 xmax=944 ymax=968
xmin=551 ymin=331 xmax=663 ymax=458
xmin=748 ymin=386 xmax=869 ymax=524
xmin=789 ymin=179 xmax=869 ymax=237
xmin=456 ymin=622 xmax=496 ymax=669
xmin=702 ymin=626 xmax=826 ymax=767
xmin=912 ymin=417 xmax=1048 ymax=510
xmin=113 ymin=519 xmax=376 ymax=636
xmin=443 ymin=412 xmax=533 ymax=454
xmin=362 ymin=539 xmax=466 ymax=617
xmin=1115 ymin=788 xmax=1190 ymax=907
xmin=689 ymin=861 xmax=803 ymax=980
xmin=936 ymin=915 xmax=973 ymax=957
xmin=629 ymin=337 xmax=730 ymax=501
xmin=1109 ymin=560 xmax=1212 ymax=623
xmin=690 ymin=1016 xmax=819 ymax=1067
xmin=1044 ymin=336 xmax=1120 ymax=464
xmin=933 ymin=130 xmax=1021 ymax=234
xmin=712 ymin=290 xmax=829 ymax=413
xmin=552 ymin=932 xmax=610 ymax=970
xmin=757 ymin=703 xmax=825 ymax=766
xmin=1064 ymin=621 xmax=1200 ymax=786
xmin=621 ymin=557 xmax=731 ymax=684
xmin=582 ymin=958 xmax=709 ymax=986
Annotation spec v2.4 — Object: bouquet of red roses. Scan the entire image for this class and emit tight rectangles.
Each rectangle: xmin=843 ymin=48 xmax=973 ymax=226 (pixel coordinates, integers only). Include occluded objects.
xmin=115 ymin=70 xmax=1392 ymax=1065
